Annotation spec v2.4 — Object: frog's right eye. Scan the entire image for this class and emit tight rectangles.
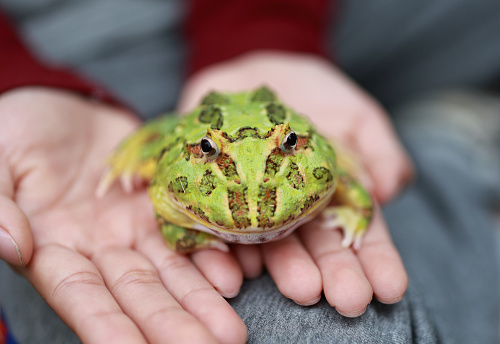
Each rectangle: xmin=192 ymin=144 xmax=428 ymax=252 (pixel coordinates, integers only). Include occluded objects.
xmin=200 ymin=136 xmax=219 ymax=159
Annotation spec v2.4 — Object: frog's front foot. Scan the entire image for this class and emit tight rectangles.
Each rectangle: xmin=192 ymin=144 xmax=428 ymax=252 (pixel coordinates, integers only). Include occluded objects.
xmin=159 ymin=217 xmax=229 ymax=253
xmin=320 ymin=206 xmax=371 ymax=249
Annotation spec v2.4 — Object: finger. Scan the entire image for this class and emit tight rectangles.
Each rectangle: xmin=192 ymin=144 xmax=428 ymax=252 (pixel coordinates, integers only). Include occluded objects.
xmin=262 ymin=233 xmax=322 ymax=306
xmin=356 ymin=206 xmax=408 ymax=304
xmin=232 ymin=244 xmax=263 ymax=279
xmin=191 ymin=248 xmax=243 ymax=298
xmin=0 ymin=160 xmax=32 ymax=266
xmin=354 ymin=108 xmax=414 ymax=202
xmin=137 ymin=230 xmax=247 ymax=344
xmin=94 ymin=247 xmax=218 ymax=344
xmin=298 ymin=221 xmax=373 ymax=317
xmin=25 ymin=244 xmax=146 ymax=344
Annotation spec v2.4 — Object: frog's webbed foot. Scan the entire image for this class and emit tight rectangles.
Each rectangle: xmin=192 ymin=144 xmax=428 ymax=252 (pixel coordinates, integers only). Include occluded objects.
xmin=320 ymin=206 xmax=371 ymax=249
xmin=159 ymin=218 xmax=229 ymax=253
xmin=319 ymin=166 xmax=373 ymax=249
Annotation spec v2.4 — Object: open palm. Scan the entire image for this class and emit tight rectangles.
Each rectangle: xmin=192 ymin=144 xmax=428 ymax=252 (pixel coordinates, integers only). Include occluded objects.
xmin=0 ymin=88 xmax=246 ymax=344
xmin=179 ymin=52 xmax=411 ymax=317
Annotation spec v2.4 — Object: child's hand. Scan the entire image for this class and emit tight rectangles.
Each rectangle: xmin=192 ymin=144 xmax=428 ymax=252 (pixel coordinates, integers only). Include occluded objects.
xmin=0 ymin=87 xmax=247 ymax=344
xmin=179 ymin=51 xmax=411 ymax=317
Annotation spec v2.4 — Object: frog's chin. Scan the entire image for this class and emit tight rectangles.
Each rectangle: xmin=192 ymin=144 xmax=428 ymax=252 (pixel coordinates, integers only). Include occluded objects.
xmin=192 ymin=214 xmax=315 ymax=244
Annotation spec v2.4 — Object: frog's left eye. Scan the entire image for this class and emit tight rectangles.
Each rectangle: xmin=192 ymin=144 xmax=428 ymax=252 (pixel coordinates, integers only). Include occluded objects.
xmin=200 ymin=136 xmax=219 ymax=159
xmin=280 ymin=131 xmax=297 ymax=154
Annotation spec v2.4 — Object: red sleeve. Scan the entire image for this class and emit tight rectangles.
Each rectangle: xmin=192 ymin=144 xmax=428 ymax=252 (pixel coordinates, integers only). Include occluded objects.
xmin=0 ymin=11 xmax=120 ymax=105
xmin=186 ymin=0 xmax=331 ymax=74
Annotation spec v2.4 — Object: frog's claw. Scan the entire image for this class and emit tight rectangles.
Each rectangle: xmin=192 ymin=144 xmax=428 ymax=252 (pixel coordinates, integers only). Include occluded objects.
xmin=95 ymin=168 xmax=115 ymax=198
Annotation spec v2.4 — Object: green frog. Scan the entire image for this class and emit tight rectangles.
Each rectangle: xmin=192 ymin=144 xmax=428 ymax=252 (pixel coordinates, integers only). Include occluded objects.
xmin=98 ymin=87 xmax=373 ymax=252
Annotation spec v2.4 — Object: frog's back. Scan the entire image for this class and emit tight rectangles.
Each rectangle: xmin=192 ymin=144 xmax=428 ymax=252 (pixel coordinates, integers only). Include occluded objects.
xmin=177 ymin=87 xmax=314 ymax=142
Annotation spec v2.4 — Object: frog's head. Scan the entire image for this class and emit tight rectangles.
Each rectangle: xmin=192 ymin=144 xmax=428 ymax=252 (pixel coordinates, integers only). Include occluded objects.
xmin=158 ymin=87 xmax=337 ymax=244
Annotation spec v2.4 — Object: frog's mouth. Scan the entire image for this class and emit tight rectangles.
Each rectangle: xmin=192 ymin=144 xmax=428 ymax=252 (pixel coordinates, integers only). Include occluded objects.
xmin=189 ymin=189 xmax=333 ymax=244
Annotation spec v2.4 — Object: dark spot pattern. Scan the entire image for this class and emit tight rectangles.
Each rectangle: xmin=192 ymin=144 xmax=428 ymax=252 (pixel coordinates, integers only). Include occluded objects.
xmin=233 ymin=127 xmax=260 ymax=140
xmin=201 ymin=91 xmax=229 ymax=106
xmin=169 ymin=176 xmax=188 ymax=194
xmin=222 ymin=127 xmax=275 ymax=143
xmin=313 ymin=167 xmax=333 ymax=183
xmin=266 ymin=102 xmax=287 ymax=125
xmin=176 ymin=229 xmax=198 ymax=251
xmin=250 ymin=86 xmax=276 ymax=102
xmin=257 ymin=185 xmax=277 ymax=228
xmin=199 ymin=105 xmax=223 ymax=129
xmin=216 ymin=153 xmax=238 ymax=179
xmin=286 ymin=162 xmax=305 ymax=189
xmin=301 ymin=194 xmax=319 ymax=212
xmin=264 ymin=148 xmax=284 ymax=177
xmin=200 ymin=170 xmax=217 ymax=195
xmin=187 ymin=205 xmax=210 ymax=223
xmin=228 ymin=186 xmax=251 ymax=228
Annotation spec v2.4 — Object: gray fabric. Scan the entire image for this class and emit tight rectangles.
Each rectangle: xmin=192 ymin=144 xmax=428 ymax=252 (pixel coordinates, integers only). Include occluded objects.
xmin=332 ymin=1 xmax=500 ymax=108
xmin=1 ymin=1 xmax=500 ymax=343
xmin=388 ymin=91 xmax=500 ymax=343
xmin=230 ymin=274 xmax=437 ymax=344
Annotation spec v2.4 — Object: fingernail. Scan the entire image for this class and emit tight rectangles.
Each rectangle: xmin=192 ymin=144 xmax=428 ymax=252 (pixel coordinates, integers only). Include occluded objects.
xmin=0 ymin=227 xmax=24 ymax=267
xmin=294 ymin=295 xmax=321 ymax=306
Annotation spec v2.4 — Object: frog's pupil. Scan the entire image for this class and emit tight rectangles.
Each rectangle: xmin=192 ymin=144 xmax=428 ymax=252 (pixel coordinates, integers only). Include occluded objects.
xmin=287 ymin=132 xmax=297 ymax=146
xmin=201 ymin=139 xmax=212 ymax=153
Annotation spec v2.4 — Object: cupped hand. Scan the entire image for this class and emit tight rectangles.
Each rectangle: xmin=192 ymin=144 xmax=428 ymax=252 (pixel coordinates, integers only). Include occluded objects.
xmin=179 ymin=51 xmax=410 ymax=317
xmin=0 ymin=87 xmax=246 ymax=343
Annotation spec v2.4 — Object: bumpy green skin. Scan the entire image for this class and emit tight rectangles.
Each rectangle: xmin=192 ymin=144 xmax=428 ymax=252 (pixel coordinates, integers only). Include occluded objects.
xmin=102 ymin=87 xmax=372 ymax=252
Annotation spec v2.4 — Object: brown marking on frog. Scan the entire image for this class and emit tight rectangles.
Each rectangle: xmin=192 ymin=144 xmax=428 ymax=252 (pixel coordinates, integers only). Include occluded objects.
xmin=264 ymin=148 xmax=285 ymax=177
xmin=228 ymin=186 xmax=251 ymax=228
xmin=186 ymin=143 xmax=203 ymax=159
xmin=216 ymin=153 xmax=238 ymax=179
xmin=286 ymin=162 xmax=305 ymax=189
xmin=187 ymin=205 xmax=210 ymax=223
xmin=257 ymin=185 xmax=277 ymax=228
xmin=199 ymin=170 xmax=217 ymax=196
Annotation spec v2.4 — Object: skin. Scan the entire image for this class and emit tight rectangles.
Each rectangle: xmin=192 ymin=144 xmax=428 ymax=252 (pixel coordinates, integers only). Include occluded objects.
xmin=0 ymin=88 xmax=246 ymax=344
xmin=0 ymin=50 xmax=412 ymax=342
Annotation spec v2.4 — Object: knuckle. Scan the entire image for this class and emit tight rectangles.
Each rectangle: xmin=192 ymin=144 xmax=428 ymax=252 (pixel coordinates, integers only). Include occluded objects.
xmin=111 ymin=268 xmax=160 ymax=293
xmin=143 ymin=305 xmax=183 ymax=326
xmin=51 ymin=270 xmax=104 ymax=300
xmin=181 ymin=285 xmax=214 ymax=305
xmin=159 ymin=253 xmax=193 ymax=274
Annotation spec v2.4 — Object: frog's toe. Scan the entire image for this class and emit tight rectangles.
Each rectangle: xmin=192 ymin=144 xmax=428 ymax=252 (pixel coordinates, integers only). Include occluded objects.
xmin=96 ymin=168 xmax=115 ymax=198
xmin=320 ymin=206 xmax=368 ymax=248
xmin=120 ymin=173 xmax=134 ymax=193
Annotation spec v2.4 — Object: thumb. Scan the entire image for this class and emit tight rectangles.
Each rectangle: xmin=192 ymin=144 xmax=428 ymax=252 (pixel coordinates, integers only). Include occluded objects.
xmin=0 ymin=161 xmax=33 ymax=267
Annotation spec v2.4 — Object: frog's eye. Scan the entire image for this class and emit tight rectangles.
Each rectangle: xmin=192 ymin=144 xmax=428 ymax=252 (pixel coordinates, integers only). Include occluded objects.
xmin=200 ymin=136 xmax=219 ymax=159
xmin=280 ymin=131 xmax=297 ymax=153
